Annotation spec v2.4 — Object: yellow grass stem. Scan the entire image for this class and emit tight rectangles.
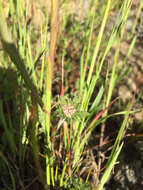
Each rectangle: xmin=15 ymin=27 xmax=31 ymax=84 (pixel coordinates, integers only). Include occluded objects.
xmin=45 ymin=0 xmax=60 ymax=185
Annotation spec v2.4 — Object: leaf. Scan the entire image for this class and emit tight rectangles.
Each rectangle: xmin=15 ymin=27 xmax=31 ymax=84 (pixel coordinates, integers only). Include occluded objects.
xmin=76 ymin=111 xmax=89 ymax=118
xmin=89 ymin=85 xmax=104 ymax=112
xmin=29 ymin=49 xmax=46 ymax=76
xmin=59 ymin=95 xmax=67 ymax=105
xmin=38 ymin=105 xmax=45 ymax=129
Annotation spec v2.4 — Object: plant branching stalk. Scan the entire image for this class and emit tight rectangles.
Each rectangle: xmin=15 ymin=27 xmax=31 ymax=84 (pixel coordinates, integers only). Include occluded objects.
xmin=45 ymin=0 xmax=60 ymax=185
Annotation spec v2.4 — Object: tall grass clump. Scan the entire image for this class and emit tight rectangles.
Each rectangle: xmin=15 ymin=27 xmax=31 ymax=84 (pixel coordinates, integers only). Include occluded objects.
xmin=0 ymin=0 xmax=138 ymax=189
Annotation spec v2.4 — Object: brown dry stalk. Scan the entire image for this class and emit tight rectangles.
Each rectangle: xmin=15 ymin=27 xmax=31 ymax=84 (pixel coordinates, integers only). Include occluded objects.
xmin=47 ymin=0 xmax=60 ymax=83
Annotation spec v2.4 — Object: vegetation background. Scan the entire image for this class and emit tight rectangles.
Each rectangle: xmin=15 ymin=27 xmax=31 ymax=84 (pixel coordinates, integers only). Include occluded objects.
xmin=0 ymin=0 xmax=143 ymax=189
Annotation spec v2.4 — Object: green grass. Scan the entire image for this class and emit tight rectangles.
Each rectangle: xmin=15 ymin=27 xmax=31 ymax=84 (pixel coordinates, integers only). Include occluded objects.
xmin=0 ymin=0 xmax=141 ymax=189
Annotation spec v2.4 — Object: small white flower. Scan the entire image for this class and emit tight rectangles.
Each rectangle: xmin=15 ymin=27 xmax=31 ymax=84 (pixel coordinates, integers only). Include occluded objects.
xmin=62 ymin=103 xmax=75 ymax=118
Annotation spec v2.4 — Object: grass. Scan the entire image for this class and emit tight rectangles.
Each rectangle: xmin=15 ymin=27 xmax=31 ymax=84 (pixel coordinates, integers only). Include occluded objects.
xmin=0 ymin=0 xmax=142 ymax=189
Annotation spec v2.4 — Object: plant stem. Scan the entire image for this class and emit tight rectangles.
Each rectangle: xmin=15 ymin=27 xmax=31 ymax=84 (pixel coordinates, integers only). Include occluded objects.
xmin=45 ymin=0 xmax=60 ymax=185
